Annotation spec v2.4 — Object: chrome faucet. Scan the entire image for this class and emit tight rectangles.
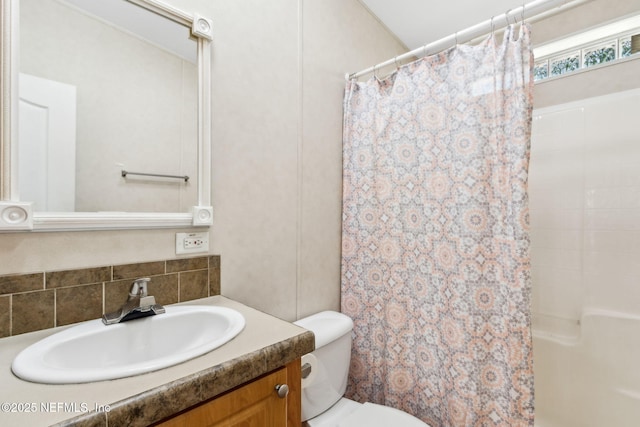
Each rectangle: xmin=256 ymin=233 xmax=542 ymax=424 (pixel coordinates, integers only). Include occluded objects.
xmin=102 ymin=277 xmax=166 ymax=325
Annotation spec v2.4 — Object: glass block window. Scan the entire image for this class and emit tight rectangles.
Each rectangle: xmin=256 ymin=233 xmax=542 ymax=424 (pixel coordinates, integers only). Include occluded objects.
xmin=621 ymin=37 xmax=632 ymax=57
xmin=534 ymin=25 xmax=639 ymax=82
xmin=550 ymin=51 xmax=580 ymax=76
xmin=583 ymin=40 xmax=617 ymax=67
xmin=534 ymin=61 xmax=549 ymax=81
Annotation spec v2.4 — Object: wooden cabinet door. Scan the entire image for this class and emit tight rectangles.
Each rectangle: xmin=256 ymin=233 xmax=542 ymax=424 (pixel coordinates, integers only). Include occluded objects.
xmin=158 ymin=362 xmax=299 ymax=427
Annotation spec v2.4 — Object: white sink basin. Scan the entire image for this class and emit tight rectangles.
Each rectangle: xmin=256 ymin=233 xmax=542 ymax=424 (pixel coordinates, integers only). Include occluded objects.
xmin=12 ymin=305 xmax=245 ymax=384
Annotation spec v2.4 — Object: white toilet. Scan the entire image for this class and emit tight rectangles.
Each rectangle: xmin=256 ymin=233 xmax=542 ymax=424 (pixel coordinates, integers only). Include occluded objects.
xmin=294 ymin=311 xmax=429 ymax=427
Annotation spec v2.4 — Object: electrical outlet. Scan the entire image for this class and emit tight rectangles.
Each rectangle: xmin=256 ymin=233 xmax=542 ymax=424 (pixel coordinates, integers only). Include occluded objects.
xmin=176 ymin=232 xmax=209 ymax=255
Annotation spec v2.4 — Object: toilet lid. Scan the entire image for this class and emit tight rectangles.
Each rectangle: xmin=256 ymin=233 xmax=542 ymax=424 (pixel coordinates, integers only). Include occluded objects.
xmin=337 ymin=402 xmax=430 ymax=427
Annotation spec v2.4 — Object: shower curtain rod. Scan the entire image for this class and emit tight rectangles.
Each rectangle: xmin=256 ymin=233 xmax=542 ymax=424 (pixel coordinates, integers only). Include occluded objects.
xmin=347 ymin=0 xmax=590 ymax=80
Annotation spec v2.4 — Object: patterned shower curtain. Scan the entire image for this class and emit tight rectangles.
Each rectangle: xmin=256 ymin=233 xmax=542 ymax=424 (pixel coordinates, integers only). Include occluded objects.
xmin=341 ymin=24 xmax=534 ymax=427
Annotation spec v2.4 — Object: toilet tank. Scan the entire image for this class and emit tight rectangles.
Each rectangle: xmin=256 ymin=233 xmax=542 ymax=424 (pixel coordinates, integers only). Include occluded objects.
xmin=294 ymin=311 xmax=354 ymax=421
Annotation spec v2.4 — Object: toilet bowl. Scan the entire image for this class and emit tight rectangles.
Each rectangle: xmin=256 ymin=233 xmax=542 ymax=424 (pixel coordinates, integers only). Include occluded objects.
xmin=294 ymin=311 xmax=429 ymax=427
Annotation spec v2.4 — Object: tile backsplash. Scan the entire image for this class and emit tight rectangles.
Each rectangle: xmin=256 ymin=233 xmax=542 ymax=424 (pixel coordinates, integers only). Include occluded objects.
xmin=0 ymin=255 xmax=220 ymax=337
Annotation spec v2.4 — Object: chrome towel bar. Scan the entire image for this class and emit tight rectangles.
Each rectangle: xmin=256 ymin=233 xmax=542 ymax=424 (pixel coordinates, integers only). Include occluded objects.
xmin=121 ymin=170 xmax=189 ymax=182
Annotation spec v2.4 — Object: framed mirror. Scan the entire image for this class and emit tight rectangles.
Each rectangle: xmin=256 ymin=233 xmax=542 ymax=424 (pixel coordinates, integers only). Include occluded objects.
xmin=0 ymin=0 xmax=213 ymax=231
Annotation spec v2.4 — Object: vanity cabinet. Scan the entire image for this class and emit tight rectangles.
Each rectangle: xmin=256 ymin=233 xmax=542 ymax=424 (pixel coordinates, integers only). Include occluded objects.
xmin=156 ymin=359 xmax=302 ymax=427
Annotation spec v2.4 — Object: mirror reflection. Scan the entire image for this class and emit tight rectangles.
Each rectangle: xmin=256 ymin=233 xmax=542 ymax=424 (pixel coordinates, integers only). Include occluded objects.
xmin=19 ymin=0 xmax=198 ymax=213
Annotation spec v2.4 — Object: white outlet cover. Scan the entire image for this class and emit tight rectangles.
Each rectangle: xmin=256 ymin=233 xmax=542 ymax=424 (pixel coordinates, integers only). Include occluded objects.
xmin=176 ymin=232 xmax=209 ymax=255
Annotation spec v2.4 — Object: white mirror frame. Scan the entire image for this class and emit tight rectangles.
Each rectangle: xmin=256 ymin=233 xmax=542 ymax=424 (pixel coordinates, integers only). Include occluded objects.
xmin=0 ymin=0 xmax=213 ymax=231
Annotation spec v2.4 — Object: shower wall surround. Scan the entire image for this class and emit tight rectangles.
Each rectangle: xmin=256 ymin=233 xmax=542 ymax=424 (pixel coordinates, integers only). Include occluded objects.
xmin=0 ymin=256 xmax=220 ymax=337
xmin=529 ymin=88 xmax=640 ymax=426
xmin=530 ymin=88 xmax=640 ymax=334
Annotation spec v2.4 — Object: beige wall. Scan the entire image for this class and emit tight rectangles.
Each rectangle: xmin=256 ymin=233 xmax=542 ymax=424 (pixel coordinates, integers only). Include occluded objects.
xmin=0 ymin=0 xmax=405 ymax=321
xmin=208 ymin=0 xmax=406 ymax=320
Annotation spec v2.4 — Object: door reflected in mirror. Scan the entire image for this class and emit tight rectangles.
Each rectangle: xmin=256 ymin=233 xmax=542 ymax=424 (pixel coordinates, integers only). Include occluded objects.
xmin=19 ymin=0 xmax=198 ymax=213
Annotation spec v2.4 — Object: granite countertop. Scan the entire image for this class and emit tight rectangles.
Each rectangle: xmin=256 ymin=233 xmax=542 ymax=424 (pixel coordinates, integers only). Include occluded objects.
xmin=0 ymin=296 xmax=314 ymax=427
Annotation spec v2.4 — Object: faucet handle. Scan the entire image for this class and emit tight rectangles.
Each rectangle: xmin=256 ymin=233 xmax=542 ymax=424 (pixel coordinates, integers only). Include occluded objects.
xmin=129 ymin=277 xmax=151 ymax=297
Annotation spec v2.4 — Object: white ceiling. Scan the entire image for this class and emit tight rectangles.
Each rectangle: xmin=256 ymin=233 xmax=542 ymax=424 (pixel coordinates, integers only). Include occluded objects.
xmin=360 ymin=0 xmax=538 ymax=50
